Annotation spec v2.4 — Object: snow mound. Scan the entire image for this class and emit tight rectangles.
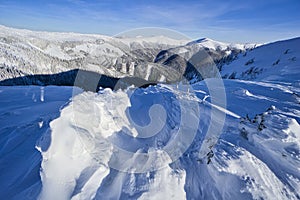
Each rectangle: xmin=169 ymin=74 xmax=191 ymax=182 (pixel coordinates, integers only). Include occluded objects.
xmin=33 ymin=78 xmax=300 ymax=199
xmin=0 ymin=77 xmax=299 ymax=199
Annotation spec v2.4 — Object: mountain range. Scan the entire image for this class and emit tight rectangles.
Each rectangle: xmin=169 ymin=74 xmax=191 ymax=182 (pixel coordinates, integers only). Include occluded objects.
xmin=0 ymin=26 xmax=299 ymax=200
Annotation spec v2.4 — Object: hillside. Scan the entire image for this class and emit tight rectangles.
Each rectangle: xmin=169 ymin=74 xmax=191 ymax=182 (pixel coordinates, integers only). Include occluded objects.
xmin=221 ymin=37 xmax=300 ymax=83
xmin=0 ymin=26 xmax=252 ymax=84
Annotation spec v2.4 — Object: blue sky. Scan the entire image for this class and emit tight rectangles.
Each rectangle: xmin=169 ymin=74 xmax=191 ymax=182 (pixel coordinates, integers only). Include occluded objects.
xmin=0 ymin=0 xmax=299 ymax=43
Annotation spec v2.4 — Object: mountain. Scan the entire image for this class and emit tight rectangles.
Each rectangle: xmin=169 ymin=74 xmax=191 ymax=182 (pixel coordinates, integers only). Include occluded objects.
xmin=154 ymin=38 xmax=257 ymax=83
xmin=0 ymin=25 xmax=186 ymax=83
xmin=0 ymin=26 xmax=253 ymax=85
xmin=0 ymin=26 xmax=299 ymax=200
xmin=221 ymin=37 xmax=300 ymax=83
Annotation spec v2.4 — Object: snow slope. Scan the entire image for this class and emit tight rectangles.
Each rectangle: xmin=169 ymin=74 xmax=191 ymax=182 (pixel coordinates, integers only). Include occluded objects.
xmin=0 ymin=86 xmax=78 ymax=199
xmin=1 ymin=74 xmax=299 ymax=199
xmin=222 ymin=37 xmax=300 ymax=83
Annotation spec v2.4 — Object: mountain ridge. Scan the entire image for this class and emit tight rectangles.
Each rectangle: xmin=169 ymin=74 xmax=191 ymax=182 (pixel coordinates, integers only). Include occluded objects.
xmin=0 ymin=25 xmax=255 ymax=85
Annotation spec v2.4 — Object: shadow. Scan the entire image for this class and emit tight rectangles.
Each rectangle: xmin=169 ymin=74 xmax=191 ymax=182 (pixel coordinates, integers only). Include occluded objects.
xmin=0 ymin=69 xmax=157 ymax=92
xmin=0 ymin=86 xmax=75 ymax=199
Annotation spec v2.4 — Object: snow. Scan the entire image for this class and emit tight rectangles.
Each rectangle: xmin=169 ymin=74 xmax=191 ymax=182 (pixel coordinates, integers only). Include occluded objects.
xmin=36 ymin=75 xmax=300 ymax=199
xmin=0 ymin=25 xmax=258 ymax=83
xmin=0 ymin=26 xmax=299 ymax=199
xmin=1 ymin=72 xmax=299 ymax=199
xmin=0 ymin=25 xmax=189 ymax=81
xmin=114 ymin=35 xmax=187 ymax=48
xmin=138 ymin=167 xmax=186 ymax=200
xmin=0 ymin=86 xmax=79 ymax=199
xmin=222 ymin=37 xmax=300 ymax=83
xmin=187 ymin=38 xmax=257 ymax=51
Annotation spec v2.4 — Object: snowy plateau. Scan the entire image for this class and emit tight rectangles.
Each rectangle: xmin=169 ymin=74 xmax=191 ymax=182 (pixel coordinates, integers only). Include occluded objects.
xmin=0 ymin=26 xmax=300 ymax=200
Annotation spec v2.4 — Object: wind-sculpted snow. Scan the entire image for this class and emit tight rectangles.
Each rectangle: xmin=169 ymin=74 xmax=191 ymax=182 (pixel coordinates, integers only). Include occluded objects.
xmin=0 ymin=76 xmax=299 ymax=199
xmin=37 ymin=86 xmax=192 ymax=199
xmin=0 ymin=86 xmax=77 ymax=199
xmin=3 ymin=78 xmax=288 ymax=199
